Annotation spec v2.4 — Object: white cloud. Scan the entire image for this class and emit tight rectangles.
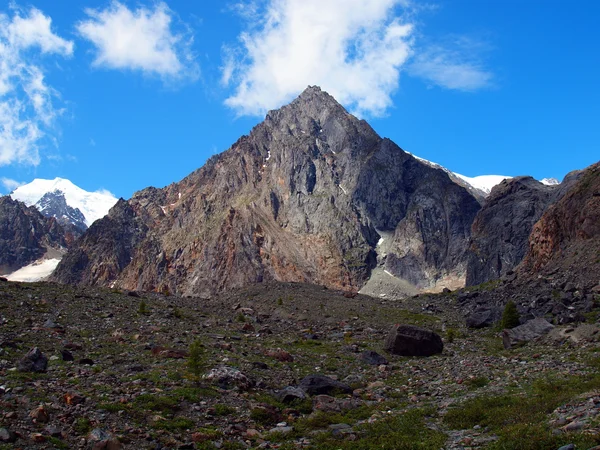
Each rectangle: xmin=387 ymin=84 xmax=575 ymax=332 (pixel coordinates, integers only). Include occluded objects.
xmin=410 ymin=43 xmax=493 ymax=91
xmin=76 ymin=1 xmax=198 ymax=82
xmin=1 ymin=177 xmax=24 ymax=192
xmin=0 ymin=6 xmax=73 ymax=167
xmin=223 ymin=0 xmax=413 ymax=117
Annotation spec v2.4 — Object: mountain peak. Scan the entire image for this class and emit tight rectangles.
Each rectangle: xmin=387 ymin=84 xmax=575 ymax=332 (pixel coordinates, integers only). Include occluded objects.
xmin=11 ymin=178 xmax=118 ymax=227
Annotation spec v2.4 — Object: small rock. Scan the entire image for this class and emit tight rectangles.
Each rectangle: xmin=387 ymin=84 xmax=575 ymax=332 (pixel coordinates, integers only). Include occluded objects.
xmin=17 ymin=347 xmax=48 ymax=373
xmin=61 ymin=350 xmax=74 ymax=361
xmin=64 ymin=392 xmax=85 ymax=406
xmin=265 ymin=348 xmax=294 ymax=362
xmin=205 ymin=366 xmax=253 ymax=391
xmin=359 ymin=350 xmax=388 ymax=366
xmin=29 ymin=405 xmax=49 ymax=423
xmin=0 ymin=428 xmax=17 ymax=443
xmin=557 ymin=445 xmax=575 ymax=450
xmin=299 ymin=375 xmax=352 ymax=396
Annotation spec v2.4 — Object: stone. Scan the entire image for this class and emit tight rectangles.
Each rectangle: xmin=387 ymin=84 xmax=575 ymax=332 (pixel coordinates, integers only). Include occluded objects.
xmin=557 ymin=444 xmax=575 ymax=450
xmin=383 ymin=324 xmax=443 ymax=356
xmin=205 ymin=366 xmax=253 ymax=391
xmin=64 ymin=392 xmax=86 ymax=406
xmin=313 ymin=395 xmax=361 ymax=412
xmin=359 ymin=350 xmax=388 ymax=365
xmin=61 ymin=350 xmax=74 ymax=361
xmin=89 ymin=429 xmax=122 ymax=450
xmin=466 ymin=308 xmax=502 ymax=328
xmin=17 ymin=347 xmax=48 ymax=373
xmin=502 ymin=318 xmax=555 ymax=349
xmin=29 ymin=405 xmax=49 ymax=423
xmin=274 ymin=386 xmax=306 ymax=403
xmin=265 ymin=348 xmax=294 ymax=362
xmin=0 ymin=427 xmax=17 ymax=443
xmin=298 ymin=375 xmax=352 ymax=396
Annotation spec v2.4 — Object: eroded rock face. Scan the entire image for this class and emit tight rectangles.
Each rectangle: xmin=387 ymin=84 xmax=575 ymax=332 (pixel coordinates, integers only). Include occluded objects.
xmin=52 ymin=86 xmax=480 ymax=296
xmin=523 ymin=163 xmax=600 ymax=278
xmin=465 ymin=172 xmax=583 ymax=287
xmin=0 ymin=197 xmax=68 ymax=275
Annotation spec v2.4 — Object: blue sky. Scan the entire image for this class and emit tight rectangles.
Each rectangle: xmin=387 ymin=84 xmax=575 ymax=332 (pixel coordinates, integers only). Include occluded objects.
xmin=0 ymin=0 xmax=598 ymax=199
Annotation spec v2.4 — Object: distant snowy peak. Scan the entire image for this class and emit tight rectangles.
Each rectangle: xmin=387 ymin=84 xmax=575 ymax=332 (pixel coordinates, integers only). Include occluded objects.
xmin=454 ymin=174 xmax=512 ymax=196
xmin=540 ymin=178 xmax=560 ymax=186
xmin=10 ymin=178 xmax=118 ymax=227
xmin=37 ymin=190 xmax=87 ymax=231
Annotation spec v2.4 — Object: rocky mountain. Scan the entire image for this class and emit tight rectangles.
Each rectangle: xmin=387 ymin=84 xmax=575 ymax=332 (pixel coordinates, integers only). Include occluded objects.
xmin=52 ymin=86 xmax=481 ymax=296
xmin=10 ymin=177 xmax=118 ymax=228
xmin=0 ymin=196 xmax=68 ymax=276
xmin=37 ymin=190 xmax=87 ymax=233
xmin=465 ymin=171 xmax=582 ymax=286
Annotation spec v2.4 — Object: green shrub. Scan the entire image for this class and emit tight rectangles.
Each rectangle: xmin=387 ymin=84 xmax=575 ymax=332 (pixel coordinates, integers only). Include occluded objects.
xmin=188 ymin=339 xmax=206 ymax=383
xmin=501 ymin=300 xmax=520 ymax=329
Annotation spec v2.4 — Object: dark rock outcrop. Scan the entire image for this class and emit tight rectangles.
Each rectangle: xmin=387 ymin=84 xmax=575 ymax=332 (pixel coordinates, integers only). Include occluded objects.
xmin=465 ymin=173 xmax=581 ymax=287
xmin=52 ymin=86 xmax=480 ymax=296
xmin=0 ymin=197 xmax=68 ymax=275
xmin=383 ymin=324 xmax=443 ymax=356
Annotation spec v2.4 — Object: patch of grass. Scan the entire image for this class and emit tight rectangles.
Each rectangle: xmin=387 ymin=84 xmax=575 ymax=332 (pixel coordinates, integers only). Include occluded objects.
xmin=444 ymin=373 xmax=600 ymax=448
xmin=98 ymin=402 xmax=130 ymax=413
xmin=152 ymin=416 xmax=194 ymax=431
xmin=464 ymin=376 xmax=490 ymax=389
xmin=134 ymin=394 xmax=178 ymax=413
xmin=172 ymin=386 xmax=217 ymax=402
xmin=73 ymin=417 xmax=92 ymax=434
xmin=292 ymin=408 xmax=446 ymax=449
xmin=48 ymin=437 xmax=69 ymax=449
xmin=213 ymin=404 xmax=236 ymax=416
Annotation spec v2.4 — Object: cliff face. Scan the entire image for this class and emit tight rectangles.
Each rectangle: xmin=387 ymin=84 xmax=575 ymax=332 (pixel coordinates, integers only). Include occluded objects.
xmin=522 ymin=162 xmax=600 ymax=281
xmin=0 ymin=196 xmax=68 ymax=274
xmin=465 ymin=171 xmax=583 ymax=287
xmin=52 ymin=87 xmax=481 ymax=296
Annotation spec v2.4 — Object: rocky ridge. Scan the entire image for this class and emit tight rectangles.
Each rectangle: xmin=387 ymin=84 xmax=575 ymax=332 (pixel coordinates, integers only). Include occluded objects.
xmin=0 ymin=197 xmax=69 ymax=276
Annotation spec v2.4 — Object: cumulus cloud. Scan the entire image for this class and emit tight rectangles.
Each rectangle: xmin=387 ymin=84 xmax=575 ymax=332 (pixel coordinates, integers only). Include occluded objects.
xmin=76 ymin=1 xmax=198 ymax=82
xmin=223 ymin=0 xmax=413 ymax=117
xmin=0 ymin=6 xmax=73 ymax=167
xmin=410 ymin=41 xmax=493 ymax=91
xmin=1 ymin=177 xmax=24 ymax=193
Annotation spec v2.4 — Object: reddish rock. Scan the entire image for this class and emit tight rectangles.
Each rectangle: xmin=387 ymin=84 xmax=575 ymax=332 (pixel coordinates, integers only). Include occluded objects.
xmin=29 ymin=406 xmax=49 ymax=423
xmin=64 ymin=392 xmax=85 ymax=406
xmin=265 ymin=348 xmax=294 ymax=362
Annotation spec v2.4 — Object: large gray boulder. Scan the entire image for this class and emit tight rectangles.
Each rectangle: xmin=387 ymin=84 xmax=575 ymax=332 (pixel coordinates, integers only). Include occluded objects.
xmin=298 ymin=374 xmax=352 ymax=396
xmin=466 ymin=307 xmax=502 ymax=328
xmin=384 ymin=324 xmax=443 ymax=357
xmin=502 ymin=318 xmax=554 ymax=349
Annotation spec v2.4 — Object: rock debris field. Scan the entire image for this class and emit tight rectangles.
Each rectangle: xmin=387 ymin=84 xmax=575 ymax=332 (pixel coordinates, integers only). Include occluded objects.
xmin=1 ymin=279 xmax=600 ymax=449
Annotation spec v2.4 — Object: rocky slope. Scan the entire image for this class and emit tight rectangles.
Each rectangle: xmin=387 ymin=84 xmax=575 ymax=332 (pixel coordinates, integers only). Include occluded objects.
xmin=0 ymin=197 xmax=69 ymax=275
xmin=465 ymin=171 xmax=582 ymax=286
xmin=36 ymin=190 xmax=87 ymax=234
xmin=53 ymin=87 xmax=481 ymax=296
xmin=1 ymin=279 xmax=600 ymax=449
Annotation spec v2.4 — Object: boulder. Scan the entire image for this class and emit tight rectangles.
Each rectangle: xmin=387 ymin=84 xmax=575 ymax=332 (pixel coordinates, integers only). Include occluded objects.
xmin=274 ymin=386 xmax=306 ymax=403
xmin=502 ymin=318 xmax=554 ymax=349
xmin=298 ymin=375 xmax=352 ymax=396
xmin=359 ymin=350 xmax=388 ymax=366
xmin=17 ymin=347 xmax=48 ymax=373
xmin=205 ymin=366 xmax=253 ymax=391
xmin=466 ymin=308 xmax=502 ymax=328
xmin=383 ymin=324 xmax=443 ymax=356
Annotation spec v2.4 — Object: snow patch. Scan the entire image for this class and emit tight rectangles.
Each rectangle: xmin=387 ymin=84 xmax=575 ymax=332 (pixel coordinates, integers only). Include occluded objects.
xmin=6 ymin=259 xmax=61 ymax=282
xmin=454 ymin=173 xmax=512 ymax=195
xmin=384 ymin=270 xmax=396 ymax=278
xmin=540 ymin=177 xmax=560 ymax=186
xmin=377 ymin=237 xmax=384 ymax=247
xmin=339 ymin=185 xmax=347 ymax=194
xmin=11 ymin=178 xmax=118 ymax=227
